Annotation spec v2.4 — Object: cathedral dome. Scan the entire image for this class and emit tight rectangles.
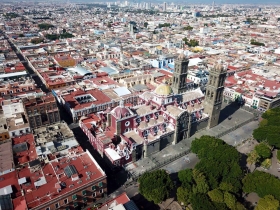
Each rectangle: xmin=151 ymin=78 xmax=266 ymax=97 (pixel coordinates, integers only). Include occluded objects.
xmin=154 ymin=82 xmax=173 ymax=96
xmin=111 ymin=106 xmax=131 ymax=119
xmin=111 ymin=100 xmax=131 ymax=119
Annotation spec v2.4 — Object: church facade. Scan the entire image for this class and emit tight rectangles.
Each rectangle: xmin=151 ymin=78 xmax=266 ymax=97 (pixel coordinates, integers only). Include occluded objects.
xmin=80 ymin=53 xmax=227 ymax=168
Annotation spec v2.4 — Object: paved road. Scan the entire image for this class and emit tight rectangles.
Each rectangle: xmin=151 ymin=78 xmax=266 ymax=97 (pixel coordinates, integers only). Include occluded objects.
xmin=221 ymin=121 xmax=259 ymax=146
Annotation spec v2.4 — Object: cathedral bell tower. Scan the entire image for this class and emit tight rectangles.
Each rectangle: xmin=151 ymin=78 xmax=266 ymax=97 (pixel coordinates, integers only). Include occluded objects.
xmin=203 ymin=61 xmax=227 ymax=129
xmin=171 ymin=52 xmax=189 ymax=94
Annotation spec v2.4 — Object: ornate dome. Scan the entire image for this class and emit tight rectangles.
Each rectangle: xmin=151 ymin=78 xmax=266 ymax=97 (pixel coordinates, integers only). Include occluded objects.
xmin=154 ymin=83 xmax=173 ymax=96
xmin=111 ymin=106 xmax=131 ymax=119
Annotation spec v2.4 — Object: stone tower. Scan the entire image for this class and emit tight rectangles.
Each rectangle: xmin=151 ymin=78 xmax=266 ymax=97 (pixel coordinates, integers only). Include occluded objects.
xmin=171 ymin=52 xmax=189 ymax=94
xmin=203 ymin=61 xmax=227 ymax=128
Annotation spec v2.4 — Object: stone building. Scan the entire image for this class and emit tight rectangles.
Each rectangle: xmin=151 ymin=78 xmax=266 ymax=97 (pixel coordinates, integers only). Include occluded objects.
xmin=80 ymin=53 xmax=227 ymax=168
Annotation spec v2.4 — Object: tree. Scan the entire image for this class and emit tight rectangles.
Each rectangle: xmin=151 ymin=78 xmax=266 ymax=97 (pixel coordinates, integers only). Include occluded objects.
xmin=242 ymin=170 xmax=280 ymax=200
xmin=224 ymin=191 xmax=237 ymax=209
xmin=255 ymin=143 xmax=271 ymax=159
xmin=253 ymin=108 xmax=280 ymax=148
xmin=277 ymin=150 xmax=280 ymax=162
xmin=177 ymin=187 xmax=191 ymax=205
xmin=259 ymin=119 xmax=268 ymax=127
xmin=192 ymin=169 xmax=209 ymax=194
xmin=138 ymin=169 xmax=173 ymax=204
xmin=256 ymin=195 xmax=279 ymax=210
xmin=31 ymin=38 xmax=44 ymax=44
xmin=182 ymin=38 xmax=199 ymax=47
xmin=190 ymin=193 xmax=216 ymax=210
xmin=247 ymin=150 xmax=260 ymax=169
xmin=208 ymin=189 xmax=224 ymax=203
xmin=178 ymin=168 xmax=193 ymax=185
xmin=38 ymin=23 xmax=54 ymax=30
xmin=144 ymin=22 xmax=148 ymax=28
xmin=183 ymin=25 xmax=193 ymax=31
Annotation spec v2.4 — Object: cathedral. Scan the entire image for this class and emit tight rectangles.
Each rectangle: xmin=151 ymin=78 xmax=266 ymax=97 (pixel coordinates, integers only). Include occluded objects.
xmin=80 ymin=53 xmax=227 ymax=167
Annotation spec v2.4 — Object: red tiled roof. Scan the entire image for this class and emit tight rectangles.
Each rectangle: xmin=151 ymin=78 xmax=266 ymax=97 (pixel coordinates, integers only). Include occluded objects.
xmin=12 ymin=134 xmax=38 ymax=165
xmin=16 ymin=147 xmax=105 ymax=209
xmin=62 ymin=89 xmax=111 ymax=110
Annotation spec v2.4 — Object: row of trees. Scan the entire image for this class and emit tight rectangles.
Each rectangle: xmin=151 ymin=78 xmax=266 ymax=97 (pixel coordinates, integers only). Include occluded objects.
xmin=158 ymin=23 xmax=171 ymax=28
xmin=250 ymin=39 xmax=265 ymax=46
xmin=45 ymin=32 xmax=74 ymax=40
xmin=3 ymin=12 xmax=19 ymax=19
xmin=38 ymin=23 xmax=54 ymax=30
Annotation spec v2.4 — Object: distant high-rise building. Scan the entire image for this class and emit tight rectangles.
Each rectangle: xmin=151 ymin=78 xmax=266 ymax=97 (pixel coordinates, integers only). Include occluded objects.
xmin=146 ymin=2 xmax=151 ymax=10
xmin=163 ymin=2 xmax=167 ymax=11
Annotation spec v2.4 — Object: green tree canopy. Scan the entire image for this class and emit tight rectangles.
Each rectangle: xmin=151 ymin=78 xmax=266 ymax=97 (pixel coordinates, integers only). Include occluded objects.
xmin=190 ymin=193 xmax=216 ymax=210
xmin=277 ymin=150 xmax=280 ymax=162
xmin=138 ymin=169 xmax=173 ymax=204
xmin=255 ymin=195 xmax=279 ymax=210
xmin=192 ymin=169 xmax=209 ymax=194
xmin=178 ymin=168 xmax=193 ymax=186
xmin=224 ymin=191 xmax=237 ymax=209
xmin=208 ymin=189 xmax=224 ymax=203
xmin=183 ymin=25 xmax=193 ymax=31
xmin=159 ymin=23 xmax=170 ymax=28
xmin=38 ymin=23 xmax=54 ymax=30
xmin=191 ymin=136 xmax=243 ymax=191
xmin=177 ymin=186 xmax=191 ymax=205
xmin=255 ymin=143 xmax=271 ymax=159
xmin=253 ymin=108 xmax=280 ymax=148
xmin=247 ymin=150 xmax=260 ymax=168
xmin=242 ymin=170 xmax=280 ymax=200
xmin=31 ymin=38 xmax=44 ymax=44
xmin=182 ymin=38 xmax=199 ymax=47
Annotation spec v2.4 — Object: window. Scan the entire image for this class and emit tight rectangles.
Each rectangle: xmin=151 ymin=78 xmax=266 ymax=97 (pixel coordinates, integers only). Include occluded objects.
xmin=125 ymin=121 xmax=130 ymax=127
xmin=98 ymin=182 xmax=103 ymax=187
xmin=82 ymin=190 xmax=87 ymax=196
xmin=72 ymin=194 xmax=77 ymax=200
xmin=73 ymin=202 xmax=78 ymax=208
xmin=64 ymin=199 xmax=68 ymax=204
xmin=45 ymin=208 xmax=50 ymax=210
xmin=92 ymin=192 xmax=96 ymax=197
xmin=91 ymin=186 xmax=96 ymax=191
xmin=83 ymin=197 xmax=87 ymax=203
xmin=55 ymin=203 xmax=59 ymax=209
xmin=99 ymin=189 xmax=103 ymax=194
